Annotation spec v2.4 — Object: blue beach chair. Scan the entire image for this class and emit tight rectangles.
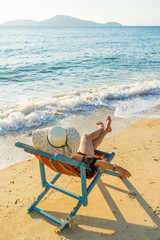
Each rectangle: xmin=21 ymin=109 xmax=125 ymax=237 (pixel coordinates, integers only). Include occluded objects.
xmin=15 ymin=142 xmax=121 ymax=232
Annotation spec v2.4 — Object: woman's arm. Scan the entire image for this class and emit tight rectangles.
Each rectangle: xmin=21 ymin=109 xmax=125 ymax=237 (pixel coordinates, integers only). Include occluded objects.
xmin=95 ymin=160 xmax=131 ymax=179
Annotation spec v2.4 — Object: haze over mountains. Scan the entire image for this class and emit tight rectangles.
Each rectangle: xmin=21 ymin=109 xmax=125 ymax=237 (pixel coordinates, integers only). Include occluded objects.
xmin=2 ymin=15 xmax=122 ymax=26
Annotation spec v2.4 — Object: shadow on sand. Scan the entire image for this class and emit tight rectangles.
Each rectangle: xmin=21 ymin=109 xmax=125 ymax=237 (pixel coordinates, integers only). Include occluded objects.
xmin=29 ymin=178 xmax=160 ymax=240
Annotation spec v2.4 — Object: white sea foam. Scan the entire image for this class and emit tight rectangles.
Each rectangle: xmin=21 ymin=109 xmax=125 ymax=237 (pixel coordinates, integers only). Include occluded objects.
xmin=0 ymin=79 xmax=160 ymax=135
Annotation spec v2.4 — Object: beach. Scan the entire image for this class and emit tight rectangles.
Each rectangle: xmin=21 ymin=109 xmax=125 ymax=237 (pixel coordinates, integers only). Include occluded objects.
xmin=1 ymin=118 xmax=160 ymax=240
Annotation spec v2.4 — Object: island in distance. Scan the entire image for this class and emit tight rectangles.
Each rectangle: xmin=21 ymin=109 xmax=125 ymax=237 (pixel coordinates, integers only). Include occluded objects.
xmin=2 ymin=15 xmax=122 ymax=27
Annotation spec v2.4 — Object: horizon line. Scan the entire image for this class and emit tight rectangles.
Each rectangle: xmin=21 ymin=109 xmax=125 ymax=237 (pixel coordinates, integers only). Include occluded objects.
xmin=0 ymin=15 xmax=159 ymax=27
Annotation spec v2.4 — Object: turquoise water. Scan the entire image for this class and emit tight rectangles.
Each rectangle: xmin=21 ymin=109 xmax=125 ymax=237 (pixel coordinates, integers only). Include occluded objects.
xmin=0 ymin=26 xmax=160 ymax=135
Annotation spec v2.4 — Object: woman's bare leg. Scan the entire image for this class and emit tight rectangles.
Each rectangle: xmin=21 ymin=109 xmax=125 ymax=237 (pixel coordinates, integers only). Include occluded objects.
xmin=78 ymin=128 xmax=103 ymax=156
xmin=93 ymin=116 xmax=112 ymax=149
xmin=78 ymin=116 xmax=112 ymax=156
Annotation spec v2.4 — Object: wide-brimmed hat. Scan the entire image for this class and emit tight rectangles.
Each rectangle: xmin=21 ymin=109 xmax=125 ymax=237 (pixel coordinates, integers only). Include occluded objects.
xmin=32 ymin=125 xmax=80 ymax=158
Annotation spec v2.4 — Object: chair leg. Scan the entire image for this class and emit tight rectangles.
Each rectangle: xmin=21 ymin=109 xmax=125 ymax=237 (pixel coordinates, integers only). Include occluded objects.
xmin=57 ymin=200 xmax=83 ymax=232
xmin=57 ymin=172 xmax=104 ymax=232
xmin=28 ymin=185 xmax=50 ymax=212
xmin=28 ymin=173 xmax=61 ymax=212
xmin=80 ymin=164 xmax=88 ymax=206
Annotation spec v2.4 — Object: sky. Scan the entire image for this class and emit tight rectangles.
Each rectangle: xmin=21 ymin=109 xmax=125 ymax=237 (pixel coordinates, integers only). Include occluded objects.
xmin=0 ymin=0 xmax=160 ymax=26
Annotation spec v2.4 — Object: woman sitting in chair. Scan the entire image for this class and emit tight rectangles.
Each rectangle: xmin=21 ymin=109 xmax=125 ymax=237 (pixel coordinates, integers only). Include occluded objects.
xmin=32 ymin=116 xmax=131 ymax=179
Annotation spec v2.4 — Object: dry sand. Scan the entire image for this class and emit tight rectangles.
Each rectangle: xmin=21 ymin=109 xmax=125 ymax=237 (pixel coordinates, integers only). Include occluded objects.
xmin=0 ymin=119 xmax=160 ymax=240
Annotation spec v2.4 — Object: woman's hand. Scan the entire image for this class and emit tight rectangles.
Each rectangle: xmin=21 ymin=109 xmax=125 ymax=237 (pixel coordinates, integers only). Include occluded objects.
xmin=116 ymin=166 xmax=131 ymax=179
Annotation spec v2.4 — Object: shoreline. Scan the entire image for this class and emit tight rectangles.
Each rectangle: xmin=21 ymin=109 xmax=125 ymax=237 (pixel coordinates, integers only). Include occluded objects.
xmin=1 ymin=79 xmax=160 ymax=137
xmin=1 ymin=118 xmax=160 ymax=239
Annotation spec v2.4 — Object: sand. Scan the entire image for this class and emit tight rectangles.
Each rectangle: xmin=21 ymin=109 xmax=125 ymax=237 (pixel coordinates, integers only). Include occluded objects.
xmin=0 ymin=119 xmax=160 ymax=240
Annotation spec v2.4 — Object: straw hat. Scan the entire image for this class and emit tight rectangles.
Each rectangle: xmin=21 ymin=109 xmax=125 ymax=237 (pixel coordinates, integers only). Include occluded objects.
xmin=32 ymin=126 xmax=80 ymax=158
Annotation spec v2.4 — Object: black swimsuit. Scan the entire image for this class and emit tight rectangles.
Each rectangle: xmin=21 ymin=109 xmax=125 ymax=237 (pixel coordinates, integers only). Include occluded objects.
xmin=73 ymin=152 xmax=100 ymax=179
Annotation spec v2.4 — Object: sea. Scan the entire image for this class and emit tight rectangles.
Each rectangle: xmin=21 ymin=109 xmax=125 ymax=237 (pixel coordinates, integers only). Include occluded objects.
xmin=0 ymin=26 xmax=160 ymax=168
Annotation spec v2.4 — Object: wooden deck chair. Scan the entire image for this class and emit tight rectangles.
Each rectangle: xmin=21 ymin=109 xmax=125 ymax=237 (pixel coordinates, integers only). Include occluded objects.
xmin=15 ymin=142 xmax=121 ymax=232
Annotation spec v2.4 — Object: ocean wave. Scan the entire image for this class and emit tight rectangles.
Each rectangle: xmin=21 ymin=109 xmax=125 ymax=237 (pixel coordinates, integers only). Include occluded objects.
xmin=0 ymin=79 xmax=160 ymax=135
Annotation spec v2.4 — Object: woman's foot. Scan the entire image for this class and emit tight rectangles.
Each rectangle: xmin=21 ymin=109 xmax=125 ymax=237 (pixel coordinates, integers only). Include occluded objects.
xmin=105 ymin=116 xmax=112 ymax=133
xmin=96 ymin=121 xmax=105 ymax=129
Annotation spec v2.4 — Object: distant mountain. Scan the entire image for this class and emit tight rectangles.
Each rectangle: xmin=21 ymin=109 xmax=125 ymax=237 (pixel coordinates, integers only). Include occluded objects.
xmin=40 ymin=15 xmax=103 ymax=26
xmin=3 ymin=19 xmax=38 ymax=26
xmin=2 ymin=15 xmax=122 ymax=27
xmin=105 ymin=22 xmax=122 ymax=26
